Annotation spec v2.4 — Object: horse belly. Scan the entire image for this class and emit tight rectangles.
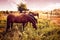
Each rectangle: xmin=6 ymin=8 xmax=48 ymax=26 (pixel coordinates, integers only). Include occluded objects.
xmin=14 ymin=18 xmax=28 ymax=23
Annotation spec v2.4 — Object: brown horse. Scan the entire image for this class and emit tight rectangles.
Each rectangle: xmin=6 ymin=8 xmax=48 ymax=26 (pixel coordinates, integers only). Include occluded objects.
xmin=6 ymin=13 xmax=37 ymax=32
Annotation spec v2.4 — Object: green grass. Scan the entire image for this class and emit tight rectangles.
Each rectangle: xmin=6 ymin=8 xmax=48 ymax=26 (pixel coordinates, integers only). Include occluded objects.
xmin=0 ymin=15 xmax=60 ymax=40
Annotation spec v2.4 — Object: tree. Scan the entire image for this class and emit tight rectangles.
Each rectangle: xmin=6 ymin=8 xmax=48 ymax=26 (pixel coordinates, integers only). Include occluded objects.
xmin=6 ymin=10 xmax=9 ymax=14
xmin=17 ymin=3 xmax=28 ymax=13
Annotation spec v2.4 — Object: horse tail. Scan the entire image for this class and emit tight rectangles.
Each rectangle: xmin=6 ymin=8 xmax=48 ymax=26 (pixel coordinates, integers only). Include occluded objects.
xmin=6 ymin=14 xmax=14 ymax=32
xmin=6 ymin=15 xmax=11 ymax=32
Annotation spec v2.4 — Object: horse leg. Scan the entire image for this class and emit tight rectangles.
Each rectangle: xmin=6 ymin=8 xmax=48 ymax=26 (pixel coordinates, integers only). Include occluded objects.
xmin=22 ymin=23 xmax=25 ymax=30
xmin=6 ymin=22 xmax=11 ymax=32
xmin=11 ymin=23 xmax=13 ymax=30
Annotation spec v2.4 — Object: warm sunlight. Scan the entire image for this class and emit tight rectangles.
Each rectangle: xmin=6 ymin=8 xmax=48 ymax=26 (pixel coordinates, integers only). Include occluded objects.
xmin=41 ymin=3 xmax=60 ymax=11
xmin=0 ymin=0 xmax=60 ymax=40
xmin=0 ymin=0 xmax=60 ymax=11
xmin=27 ymin=3 xmax=60 ymax=11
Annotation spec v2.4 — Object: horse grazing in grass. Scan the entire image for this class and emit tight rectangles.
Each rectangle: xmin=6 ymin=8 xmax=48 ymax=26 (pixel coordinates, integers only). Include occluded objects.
xmin=6 ymin=13 xmax=37 ymax=32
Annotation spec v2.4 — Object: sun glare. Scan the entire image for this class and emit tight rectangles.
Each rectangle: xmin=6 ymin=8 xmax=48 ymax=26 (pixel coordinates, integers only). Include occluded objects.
xmin=27 ymin=3 xmax=60 ymax=11
xmin=42 ymin=3 xmax=60 ymax=11
xmin=0 ymin=0 xmax=60 ymax=11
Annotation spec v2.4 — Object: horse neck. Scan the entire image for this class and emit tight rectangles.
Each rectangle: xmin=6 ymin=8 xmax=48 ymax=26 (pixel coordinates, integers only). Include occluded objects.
xmin=28 ymin=16 xmax=37 ymax=29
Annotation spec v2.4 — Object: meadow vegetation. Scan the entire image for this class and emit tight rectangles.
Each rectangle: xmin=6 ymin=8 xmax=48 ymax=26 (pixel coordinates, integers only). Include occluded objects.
xmin=0 ymin=13 xmax=60 ymax=40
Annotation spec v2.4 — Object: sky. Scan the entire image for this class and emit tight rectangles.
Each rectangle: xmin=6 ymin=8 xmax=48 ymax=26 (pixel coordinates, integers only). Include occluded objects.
xmin=0 ymin=0 xmax=60 ymax=11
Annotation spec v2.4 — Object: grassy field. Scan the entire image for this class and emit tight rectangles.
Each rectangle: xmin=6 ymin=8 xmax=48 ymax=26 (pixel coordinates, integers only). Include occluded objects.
xmin=0 ymin=14 xmax=60 ymax=40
